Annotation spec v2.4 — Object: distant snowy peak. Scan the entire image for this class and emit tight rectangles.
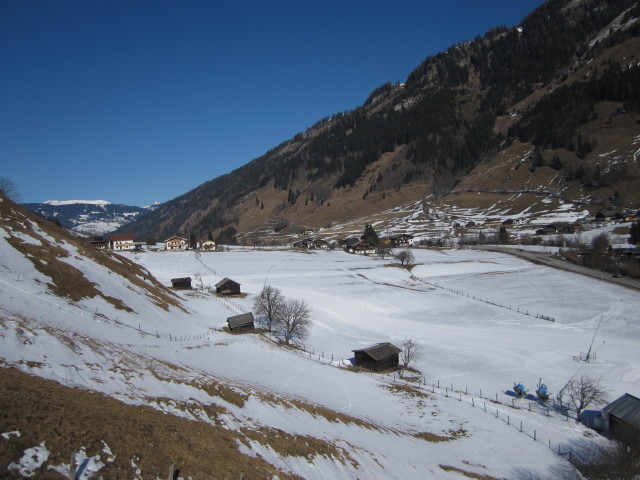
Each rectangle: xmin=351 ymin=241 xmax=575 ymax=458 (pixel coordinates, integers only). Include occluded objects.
xmin=44 ymin=200 xmax=111 ymax=207
xmin=21 ymin=200 xmax=152 ymax=237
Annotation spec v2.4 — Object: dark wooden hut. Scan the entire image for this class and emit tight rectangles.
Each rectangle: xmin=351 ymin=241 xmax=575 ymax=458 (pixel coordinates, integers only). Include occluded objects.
xmin=227 ymin=313 xmax=255 ymax=333
xmin=600 ymin=393 xmax=640 ymax=437
xmin=352 ymin=342 xmax=402 ymax=371
xmin=216 ymin=277 xmax=241 ymax=295
xmin=171 ymin=277 xmax=192 ymax=290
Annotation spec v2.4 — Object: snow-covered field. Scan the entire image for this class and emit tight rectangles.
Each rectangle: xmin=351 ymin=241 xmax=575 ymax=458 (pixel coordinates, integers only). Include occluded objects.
xmin=2 ymin=219 xmax=639 ymax=478
xmin=137 ymin=248 xmax=639 ymax=477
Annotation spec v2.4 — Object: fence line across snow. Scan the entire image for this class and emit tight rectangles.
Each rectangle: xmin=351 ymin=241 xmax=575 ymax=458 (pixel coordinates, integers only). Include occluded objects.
xmin=411 ymin=274 xmax=555 ymax=322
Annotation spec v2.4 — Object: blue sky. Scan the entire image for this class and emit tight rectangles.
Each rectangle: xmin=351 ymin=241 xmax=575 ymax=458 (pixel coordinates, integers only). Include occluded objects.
xmin=1 ymin=1 xmax=545 ymax=206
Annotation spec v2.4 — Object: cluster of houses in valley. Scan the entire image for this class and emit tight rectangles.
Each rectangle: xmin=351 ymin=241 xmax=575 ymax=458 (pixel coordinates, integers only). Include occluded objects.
xmin=90 ymin=234 xmax=217 ymax=252
xmin=293 ymin=226 xmax=415 ymax=255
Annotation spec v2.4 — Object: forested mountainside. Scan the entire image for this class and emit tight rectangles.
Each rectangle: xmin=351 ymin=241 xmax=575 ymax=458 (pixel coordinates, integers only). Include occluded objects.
xmin=118 ymin=0 xmax=640 ymax=244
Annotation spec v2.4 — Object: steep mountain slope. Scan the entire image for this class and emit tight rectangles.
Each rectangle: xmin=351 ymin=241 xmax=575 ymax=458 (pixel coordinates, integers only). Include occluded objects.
xmin=20 ymin=200 xmax=159 ymax=237
xmin=120 ymin=0 xmax=640 ymax=244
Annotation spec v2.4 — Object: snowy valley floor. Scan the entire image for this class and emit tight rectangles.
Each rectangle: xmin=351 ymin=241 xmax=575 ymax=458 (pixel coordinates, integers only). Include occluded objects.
xmin=2 ymin=242 xmax=639 ymax=479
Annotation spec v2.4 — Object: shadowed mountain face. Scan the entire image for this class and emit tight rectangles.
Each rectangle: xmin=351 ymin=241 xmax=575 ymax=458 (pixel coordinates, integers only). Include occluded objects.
xmin=116 ymin=0 xmax=640 ymax=245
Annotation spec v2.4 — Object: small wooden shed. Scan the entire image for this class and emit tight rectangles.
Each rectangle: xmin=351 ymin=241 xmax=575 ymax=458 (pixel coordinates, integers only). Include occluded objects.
xmin=171 ymin=277 xmax=192 ymax=290
xmin=352 ymin=342 xmax=402 ymax=371
xmin=599 ymin=393 xmax=640 ymax=437
xmin=216 ymin=277 xmax=241 ymax=295
xmin=227 ymin=313 xmax=255 ymax=333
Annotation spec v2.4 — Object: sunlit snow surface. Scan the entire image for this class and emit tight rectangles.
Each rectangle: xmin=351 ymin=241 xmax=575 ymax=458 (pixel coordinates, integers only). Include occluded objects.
xmin=2 ymin=235 xmax=639 ymax=479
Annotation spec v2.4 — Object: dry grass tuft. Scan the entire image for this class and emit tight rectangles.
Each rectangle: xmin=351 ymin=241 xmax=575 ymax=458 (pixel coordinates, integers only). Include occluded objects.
xmin=383 ymin=383 xmax=430 ymax=399
xmin=440 ymin=464 xmax=507 ymax=479
xmin=414 ymin=428 xmax=467 ymax=443
xmin=241 ymin=425 xmax=359 ymax=469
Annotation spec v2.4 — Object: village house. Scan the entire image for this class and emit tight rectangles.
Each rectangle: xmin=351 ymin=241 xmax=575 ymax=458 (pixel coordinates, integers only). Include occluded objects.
xmin=90 ymin=236 xmax=109 ymax=250
xmin=352 ymin=343 xmax=402 ymax=371
xmin=201 ymin=240 xmax=217 ymax=251
xmin=216 ymin=277 xmax=241 ymax=295
xmin=293 ymin=238 xmax=314 ymax=249
xmin=484 ymin=218 xmax=502 ymax=227
xmin=292 ymin=238 xmax=329 ymax=250
xmin=227 ymin=313 xmax=255 ymax=333
xmin=171 ymin=277 xmax=192 ymax=290
xmin=109 ymin=233 xmax=137 ymax=251
xmin=165 ymin=236 xmax=188 ymax=251
xmin=344 ymin=238 xmax=376 ymax=255
xmin=389 ymin=234 xmax=414 ymax=247
xmin=300 ymin=227 xmax=319 ymax=236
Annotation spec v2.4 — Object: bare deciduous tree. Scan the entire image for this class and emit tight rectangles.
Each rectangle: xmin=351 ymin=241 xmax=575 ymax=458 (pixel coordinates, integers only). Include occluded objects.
xmin=399 ymin=337 xmax=422 ymax=374
xmin=0 ymin=177 xmax=20 ymax=201
xmin=395 ymin=249 xmax=414 ymax=267
xmin=275 ymin=298 xmax=312 ymax=345
xmin=376 ymin=246 xmax=392 ymax=259
xmin=253 ymin=285 xmax=284 ymax=332
xmin=560 ymin=375 xmax=609 ymax=422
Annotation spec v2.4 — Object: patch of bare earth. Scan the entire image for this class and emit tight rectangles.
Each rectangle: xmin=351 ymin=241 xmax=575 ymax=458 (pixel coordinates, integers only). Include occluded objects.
xmin=0 ymin=367 xmax=301 ymax=480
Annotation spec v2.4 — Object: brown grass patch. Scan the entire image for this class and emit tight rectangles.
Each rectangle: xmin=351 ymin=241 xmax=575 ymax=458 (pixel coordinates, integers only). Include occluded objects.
xmin=0 ymin=197 xmax=184 ymax=313
xmin=0 ymin=367 xmax=302 ymax=480
xmin=414 ymin=428 xmax=467 ymax=443
xmin=440 ymin=464 xmax=506 ymax=479
xmin=268 ymin=396 xmax=381 ymax=431
xmin=215 ymin=292 xmax=249 ymax=299
xmin=241 ymin=426 xmax=358 ymax=468
xmin=383 ymin=383 xmax=430 ymax=399
xmin=189 ymin=380 xmax=250 ymax=408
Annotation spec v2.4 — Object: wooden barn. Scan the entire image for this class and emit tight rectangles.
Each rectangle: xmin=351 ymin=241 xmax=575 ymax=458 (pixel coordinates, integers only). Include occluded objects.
xmin=599 ymin=393 xmax=640 ymax=437
xmin=216 ymin=277 xmax=241 ymax=295
xmin=171 ymin=277 xmax=192 ymax=290
xmin=352 ymin=342 xmax=402 ymax=371
xmin=227 ymin=313 xmax=255 ymax=333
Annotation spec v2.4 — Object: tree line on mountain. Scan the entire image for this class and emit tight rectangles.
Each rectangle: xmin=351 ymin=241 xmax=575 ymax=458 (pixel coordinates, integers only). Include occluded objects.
xmin=117 ymin=0 xmax=640 ymax=242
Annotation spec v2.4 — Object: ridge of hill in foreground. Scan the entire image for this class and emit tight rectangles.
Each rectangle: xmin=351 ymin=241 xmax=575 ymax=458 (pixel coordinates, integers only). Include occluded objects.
xmin=117 ymin=0 xmax=640 ymax=246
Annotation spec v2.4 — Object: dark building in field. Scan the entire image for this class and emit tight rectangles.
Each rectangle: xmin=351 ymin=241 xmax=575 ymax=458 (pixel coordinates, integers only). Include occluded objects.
xmin=216 ymin=277 xmax=241 ymax=295
xmin=599 ymin=393 xmax=640 ymax=437
xmin=352 ymin=342 xmax=402 ymax=371
xmin=227 ymin=313 xmax=255 ymax=333
xmin=171 ymin=277 xmax=192 ymax=290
